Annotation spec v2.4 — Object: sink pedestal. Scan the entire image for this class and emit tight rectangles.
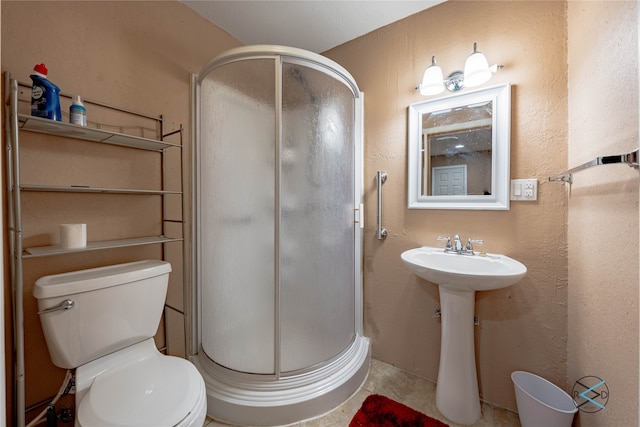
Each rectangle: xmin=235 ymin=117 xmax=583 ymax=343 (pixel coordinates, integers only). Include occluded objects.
xmin=436 ymin=287 xmax=481 ymax=425
xmin=400 ymin=246 xmax=527 ymax=425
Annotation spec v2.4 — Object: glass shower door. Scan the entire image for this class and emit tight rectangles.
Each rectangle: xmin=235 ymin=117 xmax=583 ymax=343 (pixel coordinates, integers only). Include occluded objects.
xmin=279 ymin=61 xmax=356 ymax=372
xmin=199 ymin=58 xmax=277 ymax=374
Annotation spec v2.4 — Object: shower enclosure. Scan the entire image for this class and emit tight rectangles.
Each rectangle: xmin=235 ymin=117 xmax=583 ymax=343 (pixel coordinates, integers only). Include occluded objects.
xmin=190 ymin=45 xmax=370 ymax=426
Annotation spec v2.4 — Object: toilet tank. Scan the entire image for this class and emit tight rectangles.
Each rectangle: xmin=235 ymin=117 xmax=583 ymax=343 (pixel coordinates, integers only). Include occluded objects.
xmin=34 ymin=260 xmax=172 ymax=369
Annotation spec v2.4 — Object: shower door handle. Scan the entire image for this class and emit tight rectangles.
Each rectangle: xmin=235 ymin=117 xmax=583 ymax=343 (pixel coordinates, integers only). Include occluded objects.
xmin=376 ymin=171 xmax=388 ymax=240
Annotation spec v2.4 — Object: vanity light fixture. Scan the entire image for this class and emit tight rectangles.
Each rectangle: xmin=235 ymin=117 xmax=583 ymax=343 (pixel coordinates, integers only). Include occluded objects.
xmin=418 ymin=43 xmax=503 ymax=96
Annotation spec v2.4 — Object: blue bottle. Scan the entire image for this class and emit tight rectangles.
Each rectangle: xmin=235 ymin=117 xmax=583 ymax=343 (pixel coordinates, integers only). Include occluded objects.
xmin=30 ymin=63 xmax=62 ymax=121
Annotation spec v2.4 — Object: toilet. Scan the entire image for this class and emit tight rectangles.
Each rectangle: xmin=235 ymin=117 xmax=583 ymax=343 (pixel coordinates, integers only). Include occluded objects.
xmin=34 ymin=260 xmax=207 ymax=427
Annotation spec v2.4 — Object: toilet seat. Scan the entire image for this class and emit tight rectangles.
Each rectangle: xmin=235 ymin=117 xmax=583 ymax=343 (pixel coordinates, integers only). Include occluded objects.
xmin=77 ymin=344 xmax=205 ymax=427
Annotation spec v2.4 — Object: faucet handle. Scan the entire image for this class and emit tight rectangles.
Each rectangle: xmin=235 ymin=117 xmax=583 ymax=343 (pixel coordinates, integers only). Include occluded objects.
xmin=437 ymin=236 xmax=452 ymax=251
xmin=466 ymin=238 xmax=484 ymax=253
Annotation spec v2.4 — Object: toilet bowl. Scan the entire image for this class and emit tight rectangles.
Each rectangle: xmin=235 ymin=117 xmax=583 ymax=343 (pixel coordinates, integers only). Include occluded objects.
xmin=34 ymin=260 xmax=207 ymax=427
xmin=75 ymin=339 xmax=206 ymax=427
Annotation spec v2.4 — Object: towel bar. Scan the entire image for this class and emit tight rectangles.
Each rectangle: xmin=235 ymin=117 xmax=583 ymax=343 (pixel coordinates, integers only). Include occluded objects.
xmin=548 ymin=148 xmax=639 ymax=184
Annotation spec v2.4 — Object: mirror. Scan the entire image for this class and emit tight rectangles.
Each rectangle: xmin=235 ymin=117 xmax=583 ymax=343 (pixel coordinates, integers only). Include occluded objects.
xmin=408 ymin=83 xmax=511 ymax=209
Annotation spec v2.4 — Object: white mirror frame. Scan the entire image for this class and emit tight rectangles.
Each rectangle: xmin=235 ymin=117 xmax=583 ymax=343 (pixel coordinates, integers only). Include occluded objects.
xmin=408 ymin=82 xmax=511 ymax=210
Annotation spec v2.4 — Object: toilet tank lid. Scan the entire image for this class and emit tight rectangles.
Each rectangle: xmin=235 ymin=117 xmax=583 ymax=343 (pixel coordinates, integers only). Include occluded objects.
xmin=34 ymin=260 xmax=172 ymax=299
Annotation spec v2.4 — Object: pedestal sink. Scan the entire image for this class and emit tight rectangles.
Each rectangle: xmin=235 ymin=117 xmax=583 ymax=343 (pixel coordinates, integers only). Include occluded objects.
xmin=401 ymin=246 xmax=526 ymax=425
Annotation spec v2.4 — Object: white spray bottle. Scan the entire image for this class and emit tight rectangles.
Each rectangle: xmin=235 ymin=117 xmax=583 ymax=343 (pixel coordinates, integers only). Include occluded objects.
xmin=70 ymin=95 xmax=87 ymax=126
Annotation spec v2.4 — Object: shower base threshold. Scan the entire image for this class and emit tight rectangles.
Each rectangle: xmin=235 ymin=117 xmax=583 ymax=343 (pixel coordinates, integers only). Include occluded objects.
xmin=190 ymin=336 xmax=370 ymax=426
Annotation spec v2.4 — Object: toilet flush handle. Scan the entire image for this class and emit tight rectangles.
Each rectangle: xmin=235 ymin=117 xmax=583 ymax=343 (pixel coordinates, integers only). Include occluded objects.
xmin=38 ymin=299 xmax=75 ymax=315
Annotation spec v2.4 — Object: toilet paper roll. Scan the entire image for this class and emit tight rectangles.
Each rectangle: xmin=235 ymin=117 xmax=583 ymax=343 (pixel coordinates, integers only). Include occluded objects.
xmin=60 ymin=224 xmax=87 ymax=249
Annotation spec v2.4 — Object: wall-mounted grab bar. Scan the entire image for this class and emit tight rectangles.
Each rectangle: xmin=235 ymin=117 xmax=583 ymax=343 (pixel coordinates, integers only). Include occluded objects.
xmin=376 ymin=171 xmax=388 ymax=240
xmin=548 ymin=148 xmax=639 ymax=184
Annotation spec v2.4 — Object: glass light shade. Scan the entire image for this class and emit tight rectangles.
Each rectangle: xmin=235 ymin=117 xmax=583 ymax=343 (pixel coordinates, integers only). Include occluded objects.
xmin=463 ymin=51 xmax=492 ymax=87
xmin=420 ymin=63 xmax=444 ymax=96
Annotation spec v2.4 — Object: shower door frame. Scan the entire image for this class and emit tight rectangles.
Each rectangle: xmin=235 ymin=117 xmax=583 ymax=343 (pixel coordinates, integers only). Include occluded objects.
xmin=189 ymin=46 xmax=365 ymax=377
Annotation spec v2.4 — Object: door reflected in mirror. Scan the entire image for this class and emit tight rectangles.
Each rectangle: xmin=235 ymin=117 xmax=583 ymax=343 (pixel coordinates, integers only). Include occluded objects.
xmin=408 ymin=83 xmax=511 ymax=209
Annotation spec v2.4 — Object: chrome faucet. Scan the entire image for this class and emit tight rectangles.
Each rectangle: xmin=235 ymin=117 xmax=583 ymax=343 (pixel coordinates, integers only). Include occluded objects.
xmin=437 ymin=235 xmax=484 ymax=255
xmin=453 ymin=235 xmax=463 ymax=252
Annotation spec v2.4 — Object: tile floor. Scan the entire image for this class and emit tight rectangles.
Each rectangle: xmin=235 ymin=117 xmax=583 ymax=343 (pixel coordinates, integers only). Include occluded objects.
xmin=203 ymin=358 xmax=521 ymax=427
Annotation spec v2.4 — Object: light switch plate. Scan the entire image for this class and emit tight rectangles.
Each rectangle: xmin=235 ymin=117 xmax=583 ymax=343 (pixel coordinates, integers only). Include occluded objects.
xmin=510 ymin=179 xmax=538 ymax=201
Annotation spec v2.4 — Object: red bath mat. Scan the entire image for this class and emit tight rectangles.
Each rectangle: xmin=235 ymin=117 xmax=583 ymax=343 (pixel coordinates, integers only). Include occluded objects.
xmin=350 ymin=394 xmax=449 ymax=427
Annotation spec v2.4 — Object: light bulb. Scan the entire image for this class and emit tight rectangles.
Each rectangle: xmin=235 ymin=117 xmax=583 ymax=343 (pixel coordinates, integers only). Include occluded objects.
xmin=463 ymin=43 xmax=492 ymax=87
xmin=420 ymin=56 xmax=444 ymax=96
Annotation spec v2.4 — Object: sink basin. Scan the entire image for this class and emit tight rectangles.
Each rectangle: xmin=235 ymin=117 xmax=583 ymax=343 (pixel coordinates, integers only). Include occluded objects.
xmin=401 ymin=246 xmax=527 ymax=292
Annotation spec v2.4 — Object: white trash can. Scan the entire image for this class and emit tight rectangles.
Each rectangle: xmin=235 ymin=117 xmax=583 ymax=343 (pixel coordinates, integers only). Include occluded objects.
xmin=512 ymin=371 xmax=577 ymax=427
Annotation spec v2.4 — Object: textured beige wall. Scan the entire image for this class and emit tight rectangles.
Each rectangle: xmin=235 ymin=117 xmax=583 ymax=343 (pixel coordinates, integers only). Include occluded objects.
xmin=325 ymin=0 xmax=569 ymax=410
xmin=567 ymin=1 xmax=639 ymax=425
xmin=1 ymin=1 xmax=240 ymax=421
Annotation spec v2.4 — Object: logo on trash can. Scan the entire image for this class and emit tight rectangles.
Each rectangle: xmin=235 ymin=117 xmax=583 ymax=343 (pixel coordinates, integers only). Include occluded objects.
xmin=572 ymin=376 xmax=609 ymax=413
